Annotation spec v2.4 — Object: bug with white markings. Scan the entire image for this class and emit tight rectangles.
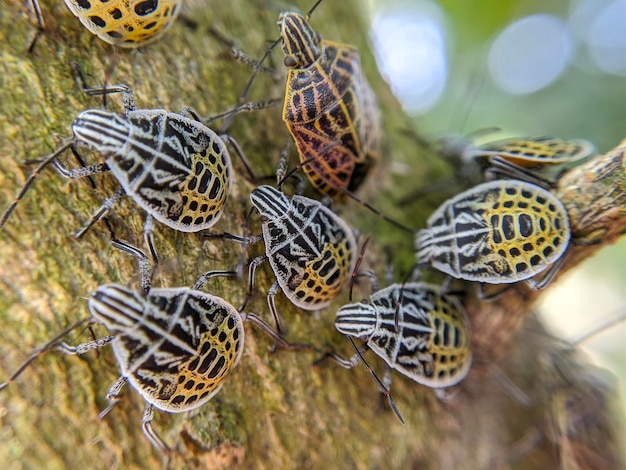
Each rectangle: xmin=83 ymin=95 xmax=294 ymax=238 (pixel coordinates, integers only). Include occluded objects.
xmin=0 ymin=67 xmax=238 ymax=264
xmin=415 ymin=179 xmax=571 ymax=289
xmin=0 ymin=243 xmax=312 ymax=452
xmin=400 ymin=135 xmax=595 ymax=204
xmin=207 ymin=184 xmax=357 ymax=331
xmin=327 ymin=281 xmax=471 ymax=390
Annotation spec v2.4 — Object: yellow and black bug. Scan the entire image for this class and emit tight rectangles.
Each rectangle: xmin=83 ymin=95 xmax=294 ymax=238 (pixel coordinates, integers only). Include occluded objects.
xmin=208 ymin=184 xmax=357 ymax=331
xmin=400 ymin=135 xmax=595 ymax=204
xmin=415 ymin=179 xmax=571 ymax=288
xmin=28 ymin=0 xmax=181 ymax=48
xmin=0 ymin=246 xmax=311 ymax=452
xmin=451 ymin=136 xmax=595 ymax=184
xmin=332 ymin=282 xmax=472 ymax=389
xmin=0 ymin=76 xmax=234 ymax=263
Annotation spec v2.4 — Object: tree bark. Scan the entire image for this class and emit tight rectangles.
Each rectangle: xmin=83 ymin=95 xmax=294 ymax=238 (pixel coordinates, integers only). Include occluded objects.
xmin=0 ymin=0 xmax=624 ymax=469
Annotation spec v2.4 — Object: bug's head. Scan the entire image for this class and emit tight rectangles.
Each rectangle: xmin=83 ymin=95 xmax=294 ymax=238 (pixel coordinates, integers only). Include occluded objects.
xmin=89 ymin=283 xmax=143 ymax=333
xmin=250 ymin=185 xmax=290 ymax=219
xmin=278 ymin=12 xmax=322 ymax=69
xmin=72 ymin=109 xmax=131 ymax=153
xmin=335 ymin=302 xmax=377 ymax=339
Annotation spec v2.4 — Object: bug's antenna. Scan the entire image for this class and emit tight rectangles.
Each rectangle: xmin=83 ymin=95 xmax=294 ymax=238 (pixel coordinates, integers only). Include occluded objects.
xmin=0 ymin=142 xmax=74 ymax=229
xmin=348 ymin=337 xmax=405 ymax=424
xmin=0 ymin=318 xmax=92 ymax=391
xmin=349 ymin=237 xmax=371 ymax=302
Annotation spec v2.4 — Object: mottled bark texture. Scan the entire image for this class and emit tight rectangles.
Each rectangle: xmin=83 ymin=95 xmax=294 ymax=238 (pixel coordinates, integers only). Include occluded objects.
xmin=0 ymin=1 xmax=624 ymax=469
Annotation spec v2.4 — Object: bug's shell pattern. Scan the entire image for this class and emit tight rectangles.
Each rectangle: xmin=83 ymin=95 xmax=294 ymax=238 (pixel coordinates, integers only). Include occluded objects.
xmin=475 ymin=137 xmax=595 ymax=168
xmin=72 ymin=109 xmax=231 ymax=232
xmin=250 ymin=185 xmax=357 ymax=309
xmin=335 ymin=282 xmax=471 ymax=388
xmin=64 ymin=0 xmax=181 ymax=47
xmin=415 ymin=180 xmax=570 ymax=284
xmin=278 ymin=12 xmax=381 ymax=198
xmin=89 ymin=284 xmax=244 ymax=412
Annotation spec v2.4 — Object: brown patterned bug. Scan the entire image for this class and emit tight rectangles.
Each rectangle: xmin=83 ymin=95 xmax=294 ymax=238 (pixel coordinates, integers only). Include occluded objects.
xmin=277 ymin=6 xmax=382 ymax=199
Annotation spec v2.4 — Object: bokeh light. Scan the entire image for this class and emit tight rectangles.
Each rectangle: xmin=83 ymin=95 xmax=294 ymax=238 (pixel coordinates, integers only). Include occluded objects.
xmin=488 ymin=14 xmax=574 ymax=95
xmin=370 ymin=1 xmax=447 ymax=114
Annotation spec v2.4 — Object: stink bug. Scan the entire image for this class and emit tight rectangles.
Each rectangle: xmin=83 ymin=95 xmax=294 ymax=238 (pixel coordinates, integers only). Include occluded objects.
xmin=400 ymin=135 xmax=595 ymax=204
xmin=27 ymin=0 xmax=181 ymax=49
xmin=277 ymin=7 xmax=382 ymax=199
xmin=0 ymin=69 xmax=237 ymax=264
xmin=414 ymin=179 xmax=571 ymax=289
xmin=329 ymin=281 xmax=471 ymax=389
xmin=207 ymin=184 xmax=357 ymax=331
xmin=223 ymin=0 xmax=382 ymax=200
xmin=0 ymin=244 xmax=312 ymax=452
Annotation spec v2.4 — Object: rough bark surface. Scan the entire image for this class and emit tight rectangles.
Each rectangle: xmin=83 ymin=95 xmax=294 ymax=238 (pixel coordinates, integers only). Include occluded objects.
xmin=0 ymin=1 xmax=624 ymax=469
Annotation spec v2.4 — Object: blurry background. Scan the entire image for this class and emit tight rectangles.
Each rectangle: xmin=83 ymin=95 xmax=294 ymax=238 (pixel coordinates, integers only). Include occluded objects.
xmin=368 ymin=0 xmax=625 ymax=400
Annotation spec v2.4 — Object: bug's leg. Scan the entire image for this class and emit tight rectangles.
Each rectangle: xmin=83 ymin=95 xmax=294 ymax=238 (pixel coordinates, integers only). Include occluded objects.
xmin=143 ymin=214 xmax=159 ymax=279
xmin=477 ymin=283 xmax=511 ymax=301
xmin=486 ymin=156 xmax=556 ymax=189
xmin=267 ymin=281 xmax=284 ymax=333
xmin=0 ymin=142 xmax=75 ymax=230
xmin=193 ymin=270 xmax=237 ymax=291
xmin=25 ymin=0 xmax=45 ymax=53
xmin=74 ymin=187 xmax=126 ymax=239
xmin=98 ymin=376 xmax=128 ymax=419
xmin=220 ymin=134 xmax=261 ymax=182
xmin=347 ymin=338 xmax=404 ymax=424
xmin=57 ymin=335 xmax=115 ymax=355
xmin=203 ymin=203 xmax=262 ymax=276
xmin=200 ymin=98 xmax=281 ymax=130
xmin=52 ymin=159 xmax=109 ymax=179
xmin=525 ymin=255 xmax=567 ymax=290
xmin=207 ymin=25 xmax=282 ymax=133
xmin=321 ymin=338 xmax=405 ymax=424
xmin=348 ymin=237 xmax=372 ymax=301
xmin=142 ymin=403 xmax=170 ymax=453
xmin=0 ymin=318 xmax=93 ymax=391
xmin=239 ymin=255 xmax=268 ymax=311
xmin=70 ymin=63 xmax=136 ymax=114
xmin=240 ymin=313 xmax=317 ymax=352
xmin=378 ymin=365 xmax=395 ymax=412
xmin=276 ymin=141 xmax=306 ymax=194
xmin=110 ymin=239 xmax=153 ymax=294
xmin=207 ymin=25 xmax=282 ymax=81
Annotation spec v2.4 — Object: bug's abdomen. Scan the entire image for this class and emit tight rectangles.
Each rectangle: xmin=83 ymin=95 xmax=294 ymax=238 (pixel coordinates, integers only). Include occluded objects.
xmin=64 ymin=0 xmax=181 ymax=47
xmin=104 ymin=111 xmax=230 ymax=232
xmin=93 ymin=286 xmax=244 ymax=413
xmin=290 ymin=238 xmax=354 ymax=308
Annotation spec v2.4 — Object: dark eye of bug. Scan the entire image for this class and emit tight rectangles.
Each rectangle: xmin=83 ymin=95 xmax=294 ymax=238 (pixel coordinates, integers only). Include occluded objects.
xmin=284 ymin=55 xmax=298 ymax=68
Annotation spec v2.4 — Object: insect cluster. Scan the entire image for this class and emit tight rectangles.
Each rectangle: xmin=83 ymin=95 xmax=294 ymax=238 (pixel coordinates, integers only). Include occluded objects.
xmin=1 ymin=0 xmax=609 ymax=464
